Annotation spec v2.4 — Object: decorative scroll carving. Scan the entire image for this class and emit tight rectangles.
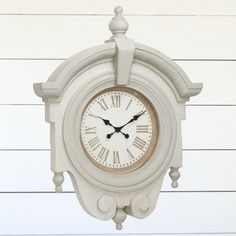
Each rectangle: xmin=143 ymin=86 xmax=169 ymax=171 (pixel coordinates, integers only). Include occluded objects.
xmin=125 ymin=194 xmax=151 ymax=219
xmin=169 ymin=167 xmax=181 ymax=188
xmin=97 ymin=195 xmax=117 ymax=220
xmin=52 ymin=172 xmax=64 ymax=192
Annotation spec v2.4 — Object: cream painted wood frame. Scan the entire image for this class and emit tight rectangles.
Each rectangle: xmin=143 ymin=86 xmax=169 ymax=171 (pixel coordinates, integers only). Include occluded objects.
xmin=34 ymin=6 xmax=202 ymax=230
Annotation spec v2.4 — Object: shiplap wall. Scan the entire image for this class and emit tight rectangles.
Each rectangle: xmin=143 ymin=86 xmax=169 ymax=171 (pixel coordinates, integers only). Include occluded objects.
xmin=0 ymin=1 xmax=236 ymax=235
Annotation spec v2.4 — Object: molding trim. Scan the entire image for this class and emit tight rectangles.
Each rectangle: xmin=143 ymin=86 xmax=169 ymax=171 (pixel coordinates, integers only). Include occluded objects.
xmin=34 ymin=43 xmax=202 ymax=102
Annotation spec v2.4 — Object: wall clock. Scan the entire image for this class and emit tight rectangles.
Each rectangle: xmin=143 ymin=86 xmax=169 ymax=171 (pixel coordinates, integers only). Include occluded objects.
xmin=34 ymin=6 xmax=202 ymax=230
xmin=80 ymin=87 xmax=158 ymax=174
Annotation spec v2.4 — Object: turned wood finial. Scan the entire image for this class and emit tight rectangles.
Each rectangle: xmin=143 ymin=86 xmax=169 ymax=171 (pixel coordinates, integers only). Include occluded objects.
xmin=169 ymin=167 xmax=181 ymax=188
xmin=108 ymin=6 xmax=129 ymax=38
xmin=112 ymin=208 xmax=127 ymax=230
xmin=53 ymin=172 xmax=64 ymax=192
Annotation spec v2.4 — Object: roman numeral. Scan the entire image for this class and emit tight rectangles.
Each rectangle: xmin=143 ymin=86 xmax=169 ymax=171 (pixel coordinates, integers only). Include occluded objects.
xmin=98 ymin=146 xmax=109 ymax=161
xmin=85 ymin=127 xmax=96 ymax=134
xmin=97 ymin=98 xmax=108 ymax=111
xmin=136 ymin=125 xmax=149 ymax=133
xmin=126 ymin=148 xmax=135 ymax=160
xmin=133 ymin=137 xmax=146 ymax=151
xmin=88 ymin=137 xmax=101 ymax=151
xmin=111 ymin=95 xmax=121 ymax=108
xmin=135 ymin=110 xmax=144 ymax=116
xmin=126 ymin=99 xmax=133 ymax=110
xmin=113 ymin=151 xmax=120 ymax=164
xmin=88 ymin=113 xmax=99 ymax=118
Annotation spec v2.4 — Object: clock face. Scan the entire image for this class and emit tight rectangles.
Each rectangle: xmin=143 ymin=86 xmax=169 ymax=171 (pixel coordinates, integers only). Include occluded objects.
xmin=81 ymin=87 xmax=158 ymax=174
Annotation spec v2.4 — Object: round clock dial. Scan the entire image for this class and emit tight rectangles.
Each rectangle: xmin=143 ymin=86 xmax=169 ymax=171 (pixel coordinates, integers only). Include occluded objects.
xmin=81 ymin=87 xmax=158 ymax=174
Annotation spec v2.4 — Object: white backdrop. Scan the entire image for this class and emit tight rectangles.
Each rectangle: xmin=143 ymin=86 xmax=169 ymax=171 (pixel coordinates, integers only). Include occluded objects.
xmin=0 ymin=0 xmax=236 ymax=235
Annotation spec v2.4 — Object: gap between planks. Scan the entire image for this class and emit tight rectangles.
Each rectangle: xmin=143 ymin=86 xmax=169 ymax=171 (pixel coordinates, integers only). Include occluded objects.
xmin=0 ymin=149 xmax=236 ymax=151
xmin=1 ymin=232 xmax=236 ymax=235
xmin=1 ymin=58 xmax=236 ymax=61
xmin=1 ymin=13 xmax=236 ymax=17
xmin=0 ymin=104 xmax=236 ymax=106
xmin=0 ymin=191 xmax=236 ymax=194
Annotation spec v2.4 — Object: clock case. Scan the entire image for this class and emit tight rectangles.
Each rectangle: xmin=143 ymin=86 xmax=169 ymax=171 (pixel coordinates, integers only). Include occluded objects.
xmin=34 ymin=7 xmax=202 ymax=229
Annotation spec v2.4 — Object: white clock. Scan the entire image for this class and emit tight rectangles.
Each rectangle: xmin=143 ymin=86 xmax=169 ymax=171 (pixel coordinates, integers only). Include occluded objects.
xmin=81 ymin=87 xmax=158 ymax=173
xmin=34 ymin=6 xmax=202 ymax=230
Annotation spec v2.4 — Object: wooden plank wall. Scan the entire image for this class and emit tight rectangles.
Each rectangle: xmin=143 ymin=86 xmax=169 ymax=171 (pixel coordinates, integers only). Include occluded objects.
xmin=0 ymin=1 xmax=236 ymax=235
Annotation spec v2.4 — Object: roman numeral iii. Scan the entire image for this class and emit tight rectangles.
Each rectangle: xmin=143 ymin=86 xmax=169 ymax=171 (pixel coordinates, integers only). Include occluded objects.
xmin=136 ymin=125 xmax=149 ymax=133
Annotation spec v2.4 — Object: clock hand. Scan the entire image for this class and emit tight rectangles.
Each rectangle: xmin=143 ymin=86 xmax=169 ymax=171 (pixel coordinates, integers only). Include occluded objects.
xmin=107 ymin=130 xmax=129 ymax=139
xmin=97 ymin=116 xmax=127 ymax=138
xmin=97 ymin=116 xmax=116 ymax=129
xmin=106 ymin=111 xmax=146 ymax=139
xmin=93 ymin=116 xmax=129 ymax=139
xmin=117 ymin=110 xmax=146 ymax=131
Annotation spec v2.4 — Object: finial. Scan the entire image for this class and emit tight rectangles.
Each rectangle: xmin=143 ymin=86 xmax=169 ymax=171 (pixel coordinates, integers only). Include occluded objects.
xmin=169 ymin=167 xmax=181 ymax=188
xmin=114 ymin=6 xmax=123 ymax=15
xmin=108 ymin=6 xmax=129 ymax=39
xmin=112 ymin=208 xmax=127 ymax=230
xmin=53 ymin=172 xmax=64 ymax=192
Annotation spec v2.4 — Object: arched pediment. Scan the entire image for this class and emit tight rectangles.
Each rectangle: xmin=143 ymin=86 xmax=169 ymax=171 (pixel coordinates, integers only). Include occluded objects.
xmin=134 ymin=43 xmax=202 ymax=100
xmin=34 ymin=42 xmax=202 ymax=102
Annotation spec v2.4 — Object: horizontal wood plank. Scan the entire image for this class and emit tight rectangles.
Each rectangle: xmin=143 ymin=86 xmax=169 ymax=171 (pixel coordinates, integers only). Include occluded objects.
xmin=0 ymin=150 xmax=235 ymax=192
xmin=0 ymin=235 xmax=233 ymax=236
xmin=0 ymin=192 xmax=235 ymax=234
xmin=182 ymin=106 xmax=236 ymax=149
xmin=0 ymin=106 xmax=235 ymax=149
xmin=0 ymin=16 xmax=236 ymax=59
xmin=177 ymin=61 xmax=236 ymax=105
xmin=0 ymin=60 xmax=62 ymax=104
xmin=1 ymin=60 xmax=236 ymax=105
xmin=0 ymin=0 xmax=236 ymax=16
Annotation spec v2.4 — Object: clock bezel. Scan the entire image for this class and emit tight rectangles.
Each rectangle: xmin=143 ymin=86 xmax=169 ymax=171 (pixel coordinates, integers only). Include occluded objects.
xmin=80 ymin=86 xmax=159 ymax=174
xmin=63 ymin=72 xmax=177 ymax=193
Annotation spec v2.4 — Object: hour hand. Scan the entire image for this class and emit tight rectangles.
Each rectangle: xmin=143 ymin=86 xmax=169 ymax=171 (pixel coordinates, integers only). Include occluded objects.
xmin=98 ymin=117 xmax=115 ymax=128
xmin=89 ymin=114 xmax=115 ymax=128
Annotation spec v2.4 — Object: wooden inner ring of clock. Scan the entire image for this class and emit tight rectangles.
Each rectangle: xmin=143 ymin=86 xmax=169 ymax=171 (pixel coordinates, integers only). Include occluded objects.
xmin=80 ymin=86 xmax=159 ymax=174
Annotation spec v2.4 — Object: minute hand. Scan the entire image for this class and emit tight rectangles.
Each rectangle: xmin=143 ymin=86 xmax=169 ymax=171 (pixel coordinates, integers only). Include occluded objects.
xmin=117 ymin=110 xmax=146 ymax=131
